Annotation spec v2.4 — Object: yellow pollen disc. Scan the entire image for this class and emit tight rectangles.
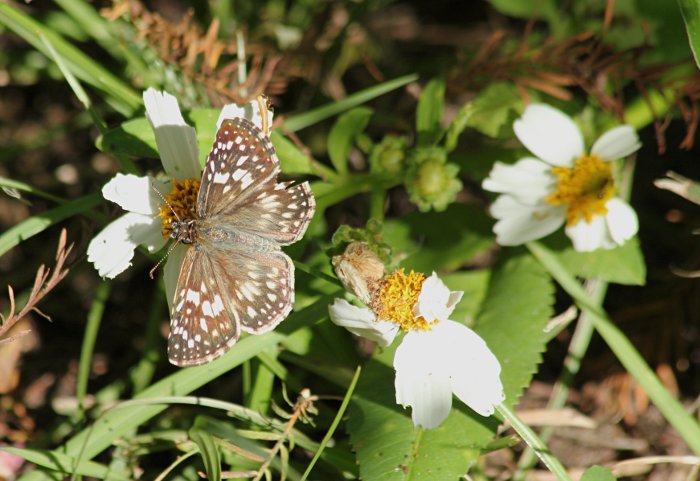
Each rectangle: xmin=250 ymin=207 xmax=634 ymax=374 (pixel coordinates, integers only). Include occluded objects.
xmin=159 ymin=177 xmax=200 ymax=237
xmin=373 ymin=269 xmax=434 ymax=332
xmin=545 ymin=153 xmax=615 ymax=226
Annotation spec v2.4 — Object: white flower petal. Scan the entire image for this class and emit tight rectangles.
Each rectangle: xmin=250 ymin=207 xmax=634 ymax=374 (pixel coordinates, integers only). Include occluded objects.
xmin=87 ymin=213 xmax=166 ymax=278
xmin=413 ymin=273 xmax=463 ymax=323
xmin=102 ymin=173 xmax=167 ymax=215
xmin=591 ymin=125 xmax=641 ymax=161
xmin=163 ymin=243 xmax=188 ymax=312
xmin=482 ymin=158 xmax=555 ymax=205
xmin=436 ymin=321 xmax=505 ymax=417
xmin=490 ymin=195 xmax=565 ymax=245
xmin=605 ymin=198 xmax=638 ymax=246
xmin=217 ymin=100 xmax=275 ymax=131
xmin=513 ymin=104 xmax=584 ymax=166
xmin=143 ymin=88 xmax=200 ymax=180
xmin=565 ymin=215 xmax=613 ymax=251
xmin=394 ymin=331 xmax=453 ymax=429
xmin=328 ymin=298 xmax=398 ymax=347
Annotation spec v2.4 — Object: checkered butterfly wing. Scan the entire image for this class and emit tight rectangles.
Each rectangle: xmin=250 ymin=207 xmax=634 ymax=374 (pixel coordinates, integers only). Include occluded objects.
xmin=199 ymin=118 xmax=315 ymax=244
xmin=168 ymin=118 xmax=314 ymax=366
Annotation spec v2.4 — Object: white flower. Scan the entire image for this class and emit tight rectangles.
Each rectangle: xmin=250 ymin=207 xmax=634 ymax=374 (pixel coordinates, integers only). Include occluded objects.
xmin=87 ymin=89 xmax=272 ymax=306
xmin=482 ymin=103 xmax=641 ymax=252
xmin=329 ymin=271 xmax=504 ymax=429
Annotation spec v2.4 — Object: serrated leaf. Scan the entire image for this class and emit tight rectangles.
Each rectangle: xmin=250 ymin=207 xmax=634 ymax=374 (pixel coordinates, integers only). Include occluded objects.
xmin=581 ymin=465 xmax=617 ymax=481
xmin=548 ymin=236 xmax=646 ymax=286
xmin=462 ymin=82 xmax=522 ymax=138
xmin=416 ymin=79 xmax=445 ymax=145
xmin=327 ymin=107 xmax=373 ymax=175
xmin=189 ymin=427 xmax=222 ymax=481
xmin=383 ymin=203 xmax=493 ymax=273
xmin=475 ymin=251 xmax=555 ymax=405
xmin=347 ymin=344 xmax=498 ymax=481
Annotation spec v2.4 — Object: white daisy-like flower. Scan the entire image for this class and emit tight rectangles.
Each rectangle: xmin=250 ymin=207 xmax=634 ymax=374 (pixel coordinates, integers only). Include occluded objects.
xmin=329 ymin=270 xmax=505 ymax=429
xmin=87 ymin=88 xmax=272 ymax=305
xmin=482 ymin=103 xmax=641 ymax=252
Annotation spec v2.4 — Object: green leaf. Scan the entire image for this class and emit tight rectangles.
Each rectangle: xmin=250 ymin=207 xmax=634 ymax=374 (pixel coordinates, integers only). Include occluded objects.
xmin=0 ymin=193 xmax=102 ymax=257
xmin=581 ymin=465 xmax=617 ymax=481
xmin=416 ymin=79 xmax=445 ymax=145
xmin=528 ymin=240 xmax=700 ymax=455
xmin=284 ymin=74 xmax=418 ymax=132
xmin=476 ymin=251 xmax=555 ymax=405
xmin=460 ymin=82 xmax=522 ymax=139
xmin=189 ymin=427 xmax=222 ymax=481
xmin=270 ymin=131 xmax=315 ymax=175
xmin=0 ymin=447 xmax=129 ymax=481
xmin=96 ymin=118 xmax=157 ymax=158
xmin=382 ymin=203 xmax=493 ymax=273
xmin=0 ymin=3 xmax=140 ymax=115
xmin=347 ymin=345 xmax=498 ymax=481
xmin=17 ymin=299 xmax=330 ymax=481
xmin=442 ymin=270 xmax=491 ymax=322
xmin=327 ymin=107 xmax=373 ymax=175
xmin=548 ymin=236 xmax=646 ymax=286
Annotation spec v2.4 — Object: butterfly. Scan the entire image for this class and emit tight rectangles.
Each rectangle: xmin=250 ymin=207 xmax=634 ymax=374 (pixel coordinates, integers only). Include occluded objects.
xmin=167 ymin=117 xmax=315 ymax=366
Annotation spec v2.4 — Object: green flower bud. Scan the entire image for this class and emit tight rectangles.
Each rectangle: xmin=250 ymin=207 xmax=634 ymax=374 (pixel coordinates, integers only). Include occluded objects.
xmin=406 ymin=147 xmax=462 ymax=212
xmin=369 ymin=135 xmax=408 ymax=175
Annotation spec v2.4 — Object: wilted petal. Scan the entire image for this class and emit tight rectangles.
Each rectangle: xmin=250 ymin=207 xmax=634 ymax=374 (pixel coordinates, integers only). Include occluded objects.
xmin=414 ymin=273 xmax=463 ymax=323
xmin=102 ymin=173 xmax=167 ymax=215
xmin=217 ymin=100 xmax=275 ymax=131
xmin=87 ymin=213 xmax=166 ymax=279
xmin=328 ymin=298 xmax=398 ymax=347
xmin=513 ymin=104 xmax=584 ymax=166
xmin=605 ymin=198 xmax=638 ymax=246
xmin=437 ymin=321 xmax=505 ymax=417
xmin=591 ymin=125 xmax=641 ymax=161
xmin=394 ymin=330 xmax=453 ymax=429
xmin=143 ymin=88 xmax=200 ymax=180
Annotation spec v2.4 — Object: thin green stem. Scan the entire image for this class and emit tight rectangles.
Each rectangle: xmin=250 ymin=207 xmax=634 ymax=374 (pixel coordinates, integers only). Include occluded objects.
xmin=76 ymin=281 xmax=110 ymax=420
xmin=497 ymin=404 xmax=573 ymax=481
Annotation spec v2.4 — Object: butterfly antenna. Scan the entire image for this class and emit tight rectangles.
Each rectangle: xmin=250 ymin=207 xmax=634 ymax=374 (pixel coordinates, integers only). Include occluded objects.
xmin=149 ymin=240 xmax=180 ymax=279
xmin=151 ymin=182 xmax=181 ymax=223
xmin=148 ymin=181 xmax=181 ymax=279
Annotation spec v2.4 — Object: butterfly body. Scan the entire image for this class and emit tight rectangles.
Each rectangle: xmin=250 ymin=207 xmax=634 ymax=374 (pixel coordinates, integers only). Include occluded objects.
xmin=168 ymin=117 xmax=315 ymax=367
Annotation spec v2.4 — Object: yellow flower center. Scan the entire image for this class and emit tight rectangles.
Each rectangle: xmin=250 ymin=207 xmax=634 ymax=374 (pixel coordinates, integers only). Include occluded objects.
xmin=545 ymin=154 xmax=615 ymax=226
xmin=373 ymin=269 xmax=435 ymax=332
xmin=159 ymin=177 xmax=200 ymax=238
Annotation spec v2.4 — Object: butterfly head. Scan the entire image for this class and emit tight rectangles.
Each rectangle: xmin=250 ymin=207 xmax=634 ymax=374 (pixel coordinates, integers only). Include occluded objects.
xmin=170 ymin=218 xmax=198 ymax=245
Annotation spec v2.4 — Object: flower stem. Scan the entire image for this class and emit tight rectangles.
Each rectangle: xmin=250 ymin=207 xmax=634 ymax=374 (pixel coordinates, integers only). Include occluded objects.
xmin=496 ymin=404 xmax=573 ymax=481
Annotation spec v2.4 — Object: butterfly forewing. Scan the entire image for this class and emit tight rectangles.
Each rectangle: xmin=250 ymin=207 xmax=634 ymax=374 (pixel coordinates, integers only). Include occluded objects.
xmin=169 ymin=248 xmax=239 ymax=366
xmin=198 ymin=118 xmax=279 ymax=218
xmin=218 ymin=181 xmax=315 ymax=245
